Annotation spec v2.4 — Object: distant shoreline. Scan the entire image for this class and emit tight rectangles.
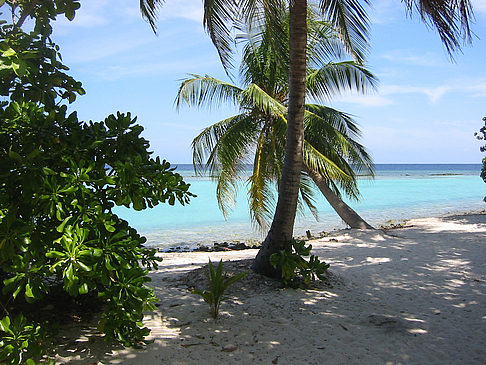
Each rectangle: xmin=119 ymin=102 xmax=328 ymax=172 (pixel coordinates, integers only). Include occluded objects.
xmin=157 ymin=209 xmax=486 ymax=253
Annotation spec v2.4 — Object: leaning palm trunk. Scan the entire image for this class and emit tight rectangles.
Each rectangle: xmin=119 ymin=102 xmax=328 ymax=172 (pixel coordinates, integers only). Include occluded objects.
xmin=252 ymin=0 xmax=308 ymax=277
xmin=302 ymin=164 xmax=373 ymax=229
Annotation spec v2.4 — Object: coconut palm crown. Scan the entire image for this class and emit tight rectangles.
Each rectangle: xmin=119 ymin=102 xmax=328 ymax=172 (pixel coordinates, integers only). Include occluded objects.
xmin=175 ymin=11 xmax=377 ymax=230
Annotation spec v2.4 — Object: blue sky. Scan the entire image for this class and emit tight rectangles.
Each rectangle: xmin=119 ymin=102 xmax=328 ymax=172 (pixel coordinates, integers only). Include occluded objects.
xmin=27 ymin=1 xmax=486 ymax=163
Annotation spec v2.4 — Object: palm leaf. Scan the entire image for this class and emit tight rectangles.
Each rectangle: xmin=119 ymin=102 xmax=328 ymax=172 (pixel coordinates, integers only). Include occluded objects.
xmin=318 ymin=0 xmax=371 ymax=64
xmin=306 ymin=61 xmax=377 ymax=102
xmin=175 ymin=74 xmax=243 ymax=110
xmin=303 ymin=105 xmax=374 ymax=198
xmin=298 ymin=172 xmax=319 ymax=221
xmin=241 ymin=83 xmax=287 ymax=115
xmin=140 ymin=0 xmax=163 ymax=32
xmin=248 ymin=124 xmax=278 ymax=230
xmin=402 ymin=0 xmax=473 ymax=56
xmin=192 ymin=113 xmax=260 ymax=217
xmin=203 ymin=0 xmax=240 ymax=71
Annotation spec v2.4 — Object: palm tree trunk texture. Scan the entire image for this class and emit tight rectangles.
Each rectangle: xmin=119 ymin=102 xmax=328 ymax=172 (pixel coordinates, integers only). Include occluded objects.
xmin=303 ymin=164 xmax=374 ymax=229
xmin=252 ymin=0 xmax=308 ymax=277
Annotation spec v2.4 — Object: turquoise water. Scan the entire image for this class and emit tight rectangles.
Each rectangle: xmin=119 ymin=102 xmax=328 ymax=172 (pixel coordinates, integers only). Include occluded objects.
xmin=114 ymin=164 xmax=485 ymax=249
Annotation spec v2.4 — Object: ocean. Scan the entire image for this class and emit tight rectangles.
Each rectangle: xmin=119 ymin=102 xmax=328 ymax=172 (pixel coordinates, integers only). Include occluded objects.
xmin=114 ymin=164 xmax=485 ymax=250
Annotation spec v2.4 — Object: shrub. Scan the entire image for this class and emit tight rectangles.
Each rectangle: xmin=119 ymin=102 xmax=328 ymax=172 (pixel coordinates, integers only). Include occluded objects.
xmin=0 ymin=315 xmax=52 ymax=365
xmin=270 ymin=239 xmax=329 ymax=288
xmin=475 ymin=116 xmax=486 ymax=201
xmin=0 ymin=0 xmax=193 ymax=350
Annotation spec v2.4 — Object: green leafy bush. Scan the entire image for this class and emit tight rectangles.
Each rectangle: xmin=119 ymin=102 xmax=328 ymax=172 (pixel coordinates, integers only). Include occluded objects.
xmin=0 ymin=315 xmax=51 ymax=365
xmin=475 ymin=116 xmax=486 ymax=201
xmin=0 ymin=0 xmax=193 ymax=351
xmin=270 ymin=239 xmax=329 ymax=288
xmin=193 ymin=260 xmax=248 ymax=318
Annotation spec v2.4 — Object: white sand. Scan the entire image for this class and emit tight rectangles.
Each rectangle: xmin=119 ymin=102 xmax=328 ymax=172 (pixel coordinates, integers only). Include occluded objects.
xmin=56 ymin=213 xmax=486 ymax=364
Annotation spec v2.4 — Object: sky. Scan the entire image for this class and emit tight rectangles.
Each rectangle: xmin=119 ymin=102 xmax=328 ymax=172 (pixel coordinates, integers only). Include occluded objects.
xmin=7 ymin=0 xmax=486 ymax=164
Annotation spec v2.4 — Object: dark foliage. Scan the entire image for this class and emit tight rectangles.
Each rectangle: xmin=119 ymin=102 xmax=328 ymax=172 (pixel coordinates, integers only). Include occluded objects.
xmin=0 ymin=1 xmax=193 ymax=362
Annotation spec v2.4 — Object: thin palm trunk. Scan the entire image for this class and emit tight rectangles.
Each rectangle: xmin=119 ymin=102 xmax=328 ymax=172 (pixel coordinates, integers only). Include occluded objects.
xmin=252 ymin=0 xmax=308 ymax=277
xmin=302 ymin=163 xmax=373 ymax=229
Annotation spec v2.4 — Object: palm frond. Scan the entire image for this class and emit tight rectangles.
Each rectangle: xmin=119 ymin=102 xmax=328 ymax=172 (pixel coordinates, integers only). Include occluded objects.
xmin=191 ymin=113 xmax=260 ymax=217
xmin=305 ymin=104 xmax=359 ymax=138
xmin=303 ymin=105 xmax=374 ymax=198
xmin=203 ymin=0 xmax=241 ymax=71
xmin=175 ymin=74 xmax=243 ymax=110
xmin=303 ymin=140 xmax=352 ymax=184
xmin=241 ymin=83 xmax=286 ymax=115
xmin=247 ymin=125 xmax=279 ymax=230
xmin=298 ymin=172 xmax=319 ymax=221
xmin=318 ymin=0 xmax=371 ymax=64
xmin=306 ymin=8 xmax=347 ymax=65
xmin=238 ymin=20 xmax=289 ymax=93
xmin=140 ymin=0 xmax=164 ymax=33
xmin=402 ymin=0 xmax=473 ymax=56
xmin=306 ymin=61 xmax=377 ymax=102
xmin=239 ymin=0 xmax=288 ymax=69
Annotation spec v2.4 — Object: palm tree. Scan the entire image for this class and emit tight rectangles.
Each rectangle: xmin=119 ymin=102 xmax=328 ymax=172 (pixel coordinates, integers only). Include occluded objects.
xmin=140 ymin=0 xmax=474 ymax=277
xmin=176 ymin=14 xmax=376 ymax=236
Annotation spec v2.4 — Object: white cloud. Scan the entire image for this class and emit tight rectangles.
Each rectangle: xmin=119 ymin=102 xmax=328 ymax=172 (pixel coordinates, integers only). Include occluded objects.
xmin=55 ymin=0 xmax=117 ymax=28
xmin=62 ymin=34 xmax=155 ymax=63
xmin=88 ymin=56 xmax=221 ymax=81
xmin=330 ymin=76 xmax=486 ymax=107
xmin=381 ymin=50 xmax=446 ymax=67
xmin=369 ymin=0 xmax=403 ymax=24
xmin=472 ymin=0 xmax=486 ymax=16
xmin=156 ymin=0 xmax=204 ymax=22
xmin=381 ymin=84 xmax=452 ymax=103
xmin=331 ymin=92 xmax=393 ymax=107
xmin=465 ymin=79 xmax=486 ymax=97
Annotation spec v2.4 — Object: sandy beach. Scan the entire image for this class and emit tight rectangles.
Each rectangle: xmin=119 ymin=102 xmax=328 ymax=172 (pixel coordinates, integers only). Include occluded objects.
xmin=56 ymin=212 xmax=486 ymax=364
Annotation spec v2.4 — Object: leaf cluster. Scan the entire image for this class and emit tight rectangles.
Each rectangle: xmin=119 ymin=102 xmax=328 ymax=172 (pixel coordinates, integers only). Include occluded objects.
xmin=475 ymin=116 xmax=486 ymax=200
xmin=0 ymin=25 xmax=85 ymax=109
xmin=0 ymin=1 xmax=194 ymax=359
xmin=0 ymin=314 xmax=53 ymax=365
xmin=270 ymin=239 xmax=329 ymax=288
xmin=192 ymin=260 xmax=248 ymax=318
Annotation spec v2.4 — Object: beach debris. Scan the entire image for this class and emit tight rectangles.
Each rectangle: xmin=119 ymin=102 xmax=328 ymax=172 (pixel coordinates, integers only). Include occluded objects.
xmin=162 ymin=240 xmax=262 ymax=253
xmin=380 ymin=220 xmax=413 ymax=230
xmin=338 ymin=323 xmax=349 ymax=331
xmin=368 ymin=314 xmax=399 ymax=327
xmin=221 ymin=345 xmax=238 ymax=352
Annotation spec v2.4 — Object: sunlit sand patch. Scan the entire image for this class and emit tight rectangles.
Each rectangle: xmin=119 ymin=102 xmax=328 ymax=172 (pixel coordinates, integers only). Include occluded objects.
xmin=55 ymin=213 xmax=486 ymax=364
xmin=366 ymin=257 xmax=392 ymax=264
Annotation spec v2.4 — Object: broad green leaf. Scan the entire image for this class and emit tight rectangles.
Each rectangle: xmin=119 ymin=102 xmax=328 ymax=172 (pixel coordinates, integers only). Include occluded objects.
xmin=46 ymin=250 xmax=65 ymax=258
xmin=12 ymin=283 xmax=23 ymax=300
xmin=2 ymin=48 xmax=16 ymax=57
xmin=25 ymin=282 xmax=35 ymax=298
xmin=104 ymin=222 xmax=116 ymax=232
xmin=79 ymin=282 xmax=89 ymax=295
xmin=77 ymin=261 xmax=91 ymax=272
xmin=0 ymin=316 xmax=11 ymax=332
xmin=56 ymin=215 xmax=72 ymax=232
xmin=65 ymin=263 xmax=74 ymax=281
xmin=42 ymin=167 xmax=57 ymax=175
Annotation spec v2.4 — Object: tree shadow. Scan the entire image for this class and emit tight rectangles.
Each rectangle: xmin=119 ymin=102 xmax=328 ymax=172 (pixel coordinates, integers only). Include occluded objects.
xmin=55 ymin=214 xmax=486 ymax=364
